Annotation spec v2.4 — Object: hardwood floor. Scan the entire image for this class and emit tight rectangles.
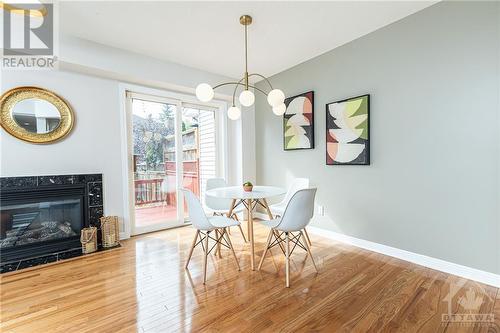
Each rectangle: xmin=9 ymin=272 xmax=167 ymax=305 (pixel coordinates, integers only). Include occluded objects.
xmin=1 ymin=221 xmax=498 ymax=332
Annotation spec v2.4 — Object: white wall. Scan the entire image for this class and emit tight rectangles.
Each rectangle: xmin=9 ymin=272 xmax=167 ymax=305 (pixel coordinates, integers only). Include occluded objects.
xmin=59 ymin=36 xmax=236 ymax=99
xmin=57 ymin=36 xmax=256 ymax=186
xmin=1 ymin=70 xmax=125 ymax=223
xmin=1 ymin=37 xmax=256 ymax=236
xmin=255 ymin=1 xmax=499 ymax=274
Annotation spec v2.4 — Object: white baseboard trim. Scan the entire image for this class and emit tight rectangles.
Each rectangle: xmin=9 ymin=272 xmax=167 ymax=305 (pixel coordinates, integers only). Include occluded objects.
xmin=307 ymin=226 xmax=499 ymax=288
xmin=200 ymin=212 xmax=499 ymax=287
xmin=119 ymin=232 xmax=130 ymax=240
xmin=254 ymin=212 xmax=271 ymax=220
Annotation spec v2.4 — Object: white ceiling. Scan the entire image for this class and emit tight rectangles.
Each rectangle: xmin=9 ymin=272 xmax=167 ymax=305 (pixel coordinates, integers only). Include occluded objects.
xmin=60 ymin=1 xmax=437 ymax=80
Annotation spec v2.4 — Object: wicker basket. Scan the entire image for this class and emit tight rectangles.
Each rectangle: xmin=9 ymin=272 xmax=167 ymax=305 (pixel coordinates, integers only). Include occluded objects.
xmin=80 ymin=227 xmax=97 ymax=254
xmin=100 ymin=216 xmax=120 ymax=248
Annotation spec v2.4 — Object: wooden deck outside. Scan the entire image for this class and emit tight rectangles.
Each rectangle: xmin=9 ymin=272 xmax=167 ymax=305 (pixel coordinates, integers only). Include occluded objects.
xmin=134 ymin=204 xmax=177 ymax=227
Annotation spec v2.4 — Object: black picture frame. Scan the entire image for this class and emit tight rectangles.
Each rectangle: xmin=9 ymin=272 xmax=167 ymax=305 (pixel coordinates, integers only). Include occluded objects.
xmin=283 ymin=91 xmax=314 ymax=151
xmin=325 ymin=94 xmax=370 ymax=165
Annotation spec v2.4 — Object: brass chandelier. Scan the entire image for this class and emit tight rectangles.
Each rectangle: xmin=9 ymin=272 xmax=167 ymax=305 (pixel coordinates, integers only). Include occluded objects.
xmin=195 ymin=15 xmax=285 ymax=120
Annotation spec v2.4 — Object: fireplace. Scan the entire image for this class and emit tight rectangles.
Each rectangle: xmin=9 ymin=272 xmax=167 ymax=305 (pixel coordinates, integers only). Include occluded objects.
xmin=0 ymin=174 xmax=103 ymax=269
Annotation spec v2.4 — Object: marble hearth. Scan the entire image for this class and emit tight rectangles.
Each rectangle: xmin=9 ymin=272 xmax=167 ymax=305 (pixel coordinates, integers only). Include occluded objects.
xmin=0 ymin=174 xmax=104 ymax=273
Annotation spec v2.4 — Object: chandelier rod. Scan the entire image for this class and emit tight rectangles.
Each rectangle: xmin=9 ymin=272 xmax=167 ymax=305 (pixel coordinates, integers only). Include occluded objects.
xmin=244 ymin=23 xmax=249 ymax=90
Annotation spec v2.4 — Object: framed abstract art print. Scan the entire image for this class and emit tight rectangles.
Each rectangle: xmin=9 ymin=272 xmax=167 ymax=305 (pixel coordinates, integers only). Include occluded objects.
xmin=283 ymin=91 xmax=314 ymax=151
xmin=326 ymin=94 xmax=370 ymax=165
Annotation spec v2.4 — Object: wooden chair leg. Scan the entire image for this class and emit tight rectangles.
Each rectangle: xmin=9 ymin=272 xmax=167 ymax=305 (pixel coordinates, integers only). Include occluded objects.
xmin=257 ymin=229 xmax=273 ymax=270
xmin=223 ymin=228 xmax=240 ymax=271
xmin=213 ymin=229 xmax=217 ymax=254
xmin=215 ymin=230 xmax=222 ymax=258
xmin=273 ymin=230 xmax=285 ymax=253
xmin=226 ymin=199 xmax=236 ymax=234
xmin=301 ymin=230 xmax=318 ymax=272
xmin=185 ymin=230 xmax=199 ymax=269
xmin=303 ymin=228 xmax=312 ymax=246
xmin=237 ymin=224 xmax=247 ymax=243
xmin=203 ymin=231 xmax=209 ymax=284
xmin=231 ymin=214 xmax=247 ymax=242
xmin=285 ymin=232 xmax=290 ymax=288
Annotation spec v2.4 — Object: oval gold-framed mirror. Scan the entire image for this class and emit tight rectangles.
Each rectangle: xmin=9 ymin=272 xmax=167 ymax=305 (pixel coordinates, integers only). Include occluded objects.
xmin=0 ymin=86 xmax=74 ymax=144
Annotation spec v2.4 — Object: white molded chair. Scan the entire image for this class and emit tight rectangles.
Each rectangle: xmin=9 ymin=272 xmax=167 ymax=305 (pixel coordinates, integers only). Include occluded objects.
xmin=183 ymin=189 xmax=240 ymax=284
xmin=205 ymin=178 xmax=247 ymax=242
xmin=269 ymin=178 xmax=312 ymax=246
xmin=269 ymin=178 xmax=309 ymax=216
xmin=258 ymin=188 xmax=318 ymax=287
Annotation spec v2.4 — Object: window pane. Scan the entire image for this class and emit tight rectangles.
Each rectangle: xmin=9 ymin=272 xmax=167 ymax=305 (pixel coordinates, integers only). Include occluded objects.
xmin=181 ymin=107 xmax=216 ymax=217
xmin=132 ymin=98 xmax=177 ymax=227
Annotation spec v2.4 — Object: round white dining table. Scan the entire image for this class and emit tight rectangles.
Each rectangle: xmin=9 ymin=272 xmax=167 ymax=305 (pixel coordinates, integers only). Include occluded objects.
xmin=205 ymin=185 xmax=286 ymax=270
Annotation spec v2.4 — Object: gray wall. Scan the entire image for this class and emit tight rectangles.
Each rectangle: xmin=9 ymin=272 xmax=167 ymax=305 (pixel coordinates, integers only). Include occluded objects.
xmin=255 ymin=1 xmax=499 ymax=274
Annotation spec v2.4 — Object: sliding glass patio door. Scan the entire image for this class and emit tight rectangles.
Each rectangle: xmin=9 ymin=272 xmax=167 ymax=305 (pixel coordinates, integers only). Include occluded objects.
xmin=126 ymin=91 xmax=221 ymax=235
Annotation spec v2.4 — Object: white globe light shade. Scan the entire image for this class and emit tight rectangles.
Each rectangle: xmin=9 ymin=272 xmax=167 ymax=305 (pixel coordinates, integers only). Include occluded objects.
xmin=239 ymin=90 xmax=255 ymax=107
xmin=272 ymin=103 xmax=287 ymax=116
xmin=195 ymin=83 xmax=214 ymax=102
xmin=227 ymin=106 xmax=241 ymax=120
xmin=267 ymin=89 xmax=285 ymax=107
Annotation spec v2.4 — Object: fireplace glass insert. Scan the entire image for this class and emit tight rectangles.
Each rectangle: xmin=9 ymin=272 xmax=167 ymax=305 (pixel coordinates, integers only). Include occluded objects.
xmin=1 ymin=197 xmax=83 ymax=251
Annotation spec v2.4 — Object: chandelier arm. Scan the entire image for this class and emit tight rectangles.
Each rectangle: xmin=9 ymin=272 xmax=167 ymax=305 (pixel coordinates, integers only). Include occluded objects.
xmin=230 ymin=82 xmax=268 ymax=106
xmin=212 ymin=81 xmax=245 ymax=90
xmin=213 ymin=79 xmax=268 ymax=106
xmin=248 ymin=84 xmax=268 ymax=96
xmin=232 ymin=77 xmax=246 ymax=106
xmin=248 ymin=73 xmax=274 ymax=90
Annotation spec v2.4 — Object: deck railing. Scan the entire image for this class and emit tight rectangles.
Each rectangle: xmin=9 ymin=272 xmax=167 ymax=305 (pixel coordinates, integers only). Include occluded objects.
xmin=134 ymin=161 xmax=200 ymax=207
xmin=134 ymin=178 xmax=166 ymax=205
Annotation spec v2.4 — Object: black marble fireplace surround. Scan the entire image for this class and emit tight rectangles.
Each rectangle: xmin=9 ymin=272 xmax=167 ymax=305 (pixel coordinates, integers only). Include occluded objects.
xmin=0 ymin=174 xmax=103 ymax=273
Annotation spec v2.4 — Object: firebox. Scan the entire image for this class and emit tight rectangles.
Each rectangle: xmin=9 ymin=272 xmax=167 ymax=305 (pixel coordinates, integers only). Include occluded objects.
xmin=0 ymin=174 xmax=103 ymax=266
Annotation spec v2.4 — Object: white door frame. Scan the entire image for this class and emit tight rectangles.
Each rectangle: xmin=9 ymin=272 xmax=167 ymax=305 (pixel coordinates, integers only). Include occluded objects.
xmin=119 ymin=83 xmax=227 ymax=238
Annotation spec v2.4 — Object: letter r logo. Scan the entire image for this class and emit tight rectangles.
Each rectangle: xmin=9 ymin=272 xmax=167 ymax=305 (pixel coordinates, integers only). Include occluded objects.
xmin=3 ymin=3 xmax=53 ymax=56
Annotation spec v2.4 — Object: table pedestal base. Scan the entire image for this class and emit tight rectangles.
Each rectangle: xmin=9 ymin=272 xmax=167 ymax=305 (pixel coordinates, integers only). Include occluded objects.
xmin=226 ymin=198 xmax=274 ymax=270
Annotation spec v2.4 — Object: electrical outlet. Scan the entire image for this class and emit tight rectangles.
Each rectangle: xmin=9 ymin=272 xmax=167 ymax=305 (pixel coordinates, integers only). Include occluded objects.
xmin=317 ymin=205 xmax=325 ymax=216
